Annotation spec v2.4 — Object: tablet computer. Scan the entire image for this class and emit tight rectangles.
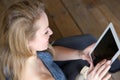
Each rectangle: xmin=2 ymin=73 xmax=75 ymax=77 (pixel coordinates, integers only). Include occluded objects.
xmin=89 ymin=23 xmax=120 ymax=66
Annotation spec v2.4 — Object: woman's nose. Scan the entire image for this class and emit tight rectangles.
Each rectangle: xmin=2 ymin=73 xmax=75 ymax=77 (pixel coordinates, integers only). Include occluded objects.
xmin=49 ymin=28 xmax=53 ymax=36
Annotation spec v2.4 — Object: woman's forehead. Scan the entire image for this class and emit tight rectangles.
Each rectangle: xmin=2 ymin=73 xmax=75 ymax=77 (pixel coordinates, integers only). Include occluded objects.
xmin=34 ymin=12 xmax=49 ymax=30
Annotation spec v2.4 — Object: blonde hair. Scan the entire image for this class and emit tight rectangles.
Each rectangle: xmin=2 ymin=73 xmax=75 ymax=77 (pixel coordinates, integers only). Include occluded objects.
xmin=0 ymin=0 xmax=45 ymax=80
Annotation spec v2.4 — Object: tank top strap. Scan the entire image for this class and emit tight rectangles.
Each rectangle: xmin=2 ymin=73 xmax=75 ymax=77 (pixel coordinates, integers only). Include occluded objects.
xmin=37 ymin=51 xmax=66 ymax=80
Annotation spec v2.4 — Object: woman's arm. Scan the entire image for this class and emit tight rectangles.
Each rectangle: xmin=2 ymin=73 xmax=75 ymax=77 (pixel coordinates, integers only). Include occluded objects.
xmin=53 ymin=46 xmax=84 ymax=61
xmin=53 ymin=44 xmax=95 ymax=61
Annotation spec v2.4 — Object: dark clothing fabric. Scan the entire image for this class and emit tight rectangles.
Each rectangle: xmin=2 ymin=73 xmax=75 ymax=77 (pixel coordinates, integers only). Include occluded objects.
xmin=53 ymin=34 xmax=120 ymax=80
xmin=52 ymin=34 xmax=97 ymax=50
xmin=55 ymin=59 xmax=89 ymax=80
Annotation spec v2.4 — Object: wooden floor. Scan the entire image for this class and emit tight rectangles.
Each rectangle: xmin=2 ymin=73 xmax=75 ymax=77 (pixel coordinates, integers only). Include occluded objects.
xmin=43 ymin=0 xmax=120 ymax=42
xmin=0 ymin=0 xmax=120 ymax=80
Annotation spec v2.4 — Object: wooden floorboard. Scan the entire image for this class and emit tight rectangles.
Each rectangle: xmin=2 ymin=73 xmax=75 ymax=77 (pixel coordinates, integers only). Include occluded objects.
xmin=111 ymin=71 xmax=120 ymax=80
xmin=62 ymin=0 xmax=102 ymax=38
xmin=48 ymin=14 xmax=63 ymax=42
xmin=100 ymin=0 xmax=120 ymax=20
xmin=97 ymin=4 xmax=120 ymax=36
xmin=41 ymin=0 xmax=82 ymax=38
xmin=88 ymin=5 xmax=108 ymax=30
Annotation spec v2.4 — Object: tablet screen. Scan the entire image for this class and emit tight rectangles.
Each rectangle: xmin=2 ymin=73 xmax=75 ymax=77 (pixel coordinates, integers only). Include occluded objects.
xmin=91 ymin=28 xmax=119 ymax=66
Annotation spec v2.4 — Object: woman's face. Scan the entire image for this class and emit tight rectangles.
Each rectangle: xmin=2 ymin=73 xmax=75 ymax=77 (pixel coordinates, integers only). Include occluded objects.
xmin=29 ymin=12 xmax=53 ymax=53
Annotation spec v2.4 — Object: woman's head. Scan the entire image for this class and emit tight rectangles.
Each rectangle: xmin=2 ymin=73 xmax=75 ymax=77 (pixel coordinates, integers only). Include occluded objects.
xmin=29 ymin=12 xmax=53 ymax=53
xmin=0 ymin=0 xmax=52 ymax=79
xmin=1 ymin=0 xmax=47 ymax=55
xmin=0 ymin=0 xmax=54 ymax=55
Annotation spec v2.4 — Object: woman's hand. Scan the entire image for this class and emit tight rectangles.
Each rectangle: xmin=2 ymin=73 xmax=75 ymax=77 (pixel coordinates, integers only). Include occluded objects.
xmin=81 ymin=43 xmax=95 ymax=67
xmin=87 ymin=59 xmax=111 ymax=80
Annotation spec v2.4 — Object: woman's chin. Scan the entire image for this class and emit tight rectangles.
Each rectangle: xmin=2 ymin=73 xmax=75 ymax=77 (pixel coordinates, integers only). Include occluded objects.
xmin=42 ymin=46 xmax=49 ymax=51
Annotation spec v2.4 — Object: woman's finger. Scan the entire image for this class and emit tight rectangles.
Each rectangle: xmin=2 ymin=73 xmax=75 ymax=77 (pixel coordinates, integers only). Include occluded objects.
xmin=102 ymin=73 xmax=111 ymax=80
xmin=99 ymin=61 xmax=111 ymax=79
xmin=96 ymin=64 xmax=106 ymax=76
xmin=97 ymin=60 xmax=111 ymax=74
xmin=93 ymin=59 xmax=107 ymax=73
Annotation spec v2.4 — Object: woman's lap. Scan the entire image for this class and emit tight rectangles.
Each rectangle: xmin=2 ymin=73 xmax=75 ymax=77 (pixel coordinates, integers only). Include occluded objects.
xmin=53 ymin=34 xmax=120 ymax=73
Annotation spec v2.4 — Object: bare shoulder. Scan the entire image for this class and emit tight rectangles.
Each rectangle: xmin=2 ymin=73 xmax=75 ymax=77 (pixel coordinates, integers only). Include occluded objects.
xmin=21 ymin=56 xmax=55 ymax=80
xmin=21 ymin=56 xmax=41 ymax=80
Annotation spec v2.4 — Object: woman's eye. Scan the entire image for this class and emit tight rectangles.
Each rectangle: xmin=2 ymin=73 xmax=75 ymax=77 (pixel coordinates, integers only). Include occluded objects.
xmin=45 ymin=31 xmax=48 ymax=34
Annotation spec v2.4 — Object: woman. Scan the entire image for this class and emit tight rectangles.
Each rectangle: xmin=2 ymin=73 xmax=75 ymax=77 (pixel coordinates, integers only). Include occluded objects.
xmin=0 ymin=0 xmax=111 ymax=80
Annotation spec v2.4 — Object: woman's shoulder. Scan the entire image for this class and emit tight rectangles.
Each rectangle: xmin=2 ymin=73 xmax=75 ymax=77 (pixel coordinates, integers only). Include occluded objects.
xmin=22 ymin=56 xmax=54 ymax=80
xmin=21 ymin=56 xmax=40 ymax=80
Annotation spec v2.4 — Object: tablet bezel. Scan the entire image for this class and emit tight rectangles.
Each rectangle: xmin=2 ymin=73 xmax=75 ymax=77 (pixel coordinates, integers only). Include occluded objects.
xmin=89 ymin=23 xmax=120 ymax=64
